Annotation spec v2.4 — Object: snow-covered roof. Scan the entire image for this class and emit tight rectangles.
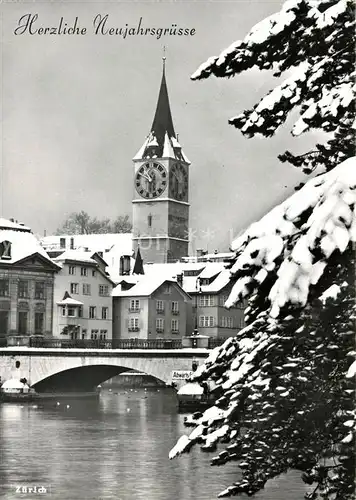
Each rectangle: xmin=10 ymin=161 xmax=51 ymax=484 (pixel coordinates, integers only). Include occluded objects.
xmin=41 ymin=233 xmax=132 ymax=254
xmin=54 ymin=250 xmax=98 ymax=265
xmin=198 ymin=262 xmax=226 ymax=279
xmin=57 ymin=297 xmax=84 ymax=306
xmin=114 ymin=261 xmax=233 ymax=296
xmin=0 ymin=220 xmax=58 ymax=267
xmin=177 ymin=383 xmax=204 ymax=395
xmin=1 ymin=378 xmax=29 ymax=390
xmin=112 ymin=276 xmax=189 ymax=298
xmin=199 ymin=269 xmax=232 ymax=293
xmin=0 ymin=218 xmax=31 ymax=232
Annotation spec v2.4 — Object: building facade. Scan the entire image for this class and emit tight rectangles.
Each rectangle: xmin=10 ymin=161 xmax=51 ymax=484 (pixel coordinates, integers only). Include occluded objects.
xmin=52 ymin=250 xmax=114 ymax=340
xmin=112 ymin=277 xmax=193 ymax=341
xmin=0 ymin=219 xmax=59 ymax=341
xmin=132 ymin=61 xmax=190 ymax=263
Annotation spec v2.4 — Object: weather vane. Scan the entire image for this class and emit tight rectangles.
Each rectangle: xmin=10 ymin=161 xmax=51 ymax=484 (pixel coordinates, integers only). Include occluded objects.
xmin=163 ymin=45 xmax=166 ymax=69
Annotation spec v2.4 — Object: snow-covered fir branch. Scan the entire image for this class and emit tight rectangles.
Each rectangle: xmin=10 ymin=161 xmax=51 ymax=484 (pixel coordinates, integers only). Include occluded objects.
xmin=171 ymin=157 xmax=356 ymax=499
xmin=191 ymin=0 xmax=355 ymax=174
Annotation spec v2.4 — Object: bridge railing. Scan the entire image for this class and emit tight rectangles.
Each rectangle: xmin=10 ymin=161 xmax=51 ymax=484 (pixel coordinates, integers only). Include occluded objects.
xmin=28 ymin=338 xmax=185 ymax=350
xmin=2 ymin=336 xmax=228 ymax=350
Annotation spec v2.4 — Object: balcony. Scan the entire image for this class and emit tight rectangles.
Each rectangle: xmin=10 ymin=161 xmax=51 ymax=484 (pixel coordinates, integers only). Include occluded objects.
xmin=156 ymin=328 xmax=164 ymax=334
xmin=171 ymin=310 xmax=179 ymax=316
xmin=129 ymin=308 xmax=140 ymax=313
xmin=171 ymin=330 xmax=179 ymax=334
xmin=156 ymin=308 xmax=165 ymax=315
xmin=128 ymin=327 xmax=140 ymax=332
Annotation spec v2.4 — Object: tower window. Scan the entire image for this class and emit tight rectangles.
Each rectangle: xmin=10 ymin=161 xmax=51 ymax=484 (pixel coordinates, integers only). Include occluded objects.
xmin=148 ymin=214 xmax=152 ymax=228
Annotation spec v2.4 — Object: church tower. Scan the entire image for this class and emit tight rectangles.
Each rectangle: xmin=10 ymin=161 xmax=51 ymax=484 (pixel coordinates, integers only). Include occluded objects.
xmin=132 ymin=59 xmax=190 ymax=264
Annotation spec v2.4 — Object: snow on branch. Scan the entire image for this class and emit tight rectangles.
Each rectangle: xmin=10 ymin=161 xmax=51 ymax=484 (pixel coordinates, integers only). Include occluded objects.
xmin=191 ymin=0 xmax=355 ymax=156
xmin=225 ymin=156 xmax=356 ymax=317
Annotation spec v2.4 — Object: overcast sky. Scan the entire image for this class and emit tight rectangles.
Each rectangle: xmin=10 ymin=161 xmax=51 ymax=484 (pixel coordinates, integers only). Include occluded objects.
xmin=1 ymin=0 xmax=318 ymax=253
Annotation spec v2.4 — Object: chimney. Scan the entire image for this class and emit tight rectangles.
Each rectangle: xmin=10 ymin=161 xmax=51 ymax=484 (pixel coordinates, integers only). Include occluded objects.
xmin=176 ymin=273 xmax=183 ymax=287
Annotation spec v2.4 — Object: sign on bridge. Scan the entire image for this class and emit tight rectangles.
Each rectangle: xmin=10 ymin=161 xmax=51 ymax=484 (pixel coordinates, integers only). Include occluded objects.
xmin=171 ymin=370 xmax=193 ymax=381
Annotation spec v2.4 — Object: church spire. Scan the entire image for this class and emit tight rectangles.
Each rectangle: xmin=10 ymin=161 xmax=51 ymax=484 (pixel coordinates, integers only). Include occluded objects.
xmin=133 ymin=55 xmax=190 ymax=163
xmin=150 ymin=52 xmax=176 ymax=149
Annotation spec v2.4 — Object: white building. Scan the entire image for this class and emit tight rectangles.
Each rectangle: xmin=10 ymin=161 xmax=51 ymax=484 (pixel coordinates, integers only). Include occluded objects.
xmin=52 ymin=250 xmax=115 ymax=340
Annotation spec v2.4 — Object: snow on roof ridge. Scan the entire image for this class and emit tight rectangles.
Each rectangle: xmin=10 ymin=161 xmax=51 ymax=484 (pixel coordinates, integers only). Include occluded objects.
xmin=0 ymin=218 xmax=31 ymax=232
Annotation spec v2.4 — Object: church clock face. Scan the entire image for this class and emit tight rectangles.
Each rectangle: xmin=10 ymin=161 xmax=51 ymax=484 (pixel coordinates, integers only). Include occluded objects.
xmin=170 ymin=163 xmax=188 ymax=201
xmin=135 ymin=162 xmax=168 ymax=199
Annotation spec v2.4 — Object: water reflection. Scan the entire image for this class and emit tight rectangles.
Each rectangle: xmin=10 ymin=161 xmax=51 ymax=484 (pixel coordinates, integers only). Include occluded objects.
xmin=0 ymin=389 xmax=307 ymax=500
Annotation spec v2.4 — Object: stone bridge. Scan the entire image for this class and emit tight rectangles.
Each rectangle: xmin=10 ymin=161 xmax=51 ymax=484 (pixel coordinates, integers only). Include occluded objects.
xmin=0 ymin=348 xmax=210 ymax=393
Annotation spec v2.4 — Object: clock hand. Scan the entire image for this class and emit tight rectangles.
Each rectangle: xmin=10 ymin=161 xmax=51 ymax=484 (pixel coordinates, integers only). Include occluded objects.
xmin=138 ymin=172 xmax=152 ymax=182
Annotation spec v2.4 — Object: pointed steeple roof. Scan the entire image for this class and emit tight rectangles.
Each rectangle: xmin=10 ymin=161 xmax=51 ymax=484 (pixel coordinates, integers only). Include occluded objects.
xmin=133 ymin=59 xmax=190 ymax=164
xmin=132 ymin=247 xmax=144 ymax=275
xmin=151 ymin=65 xmax=175 ymax=149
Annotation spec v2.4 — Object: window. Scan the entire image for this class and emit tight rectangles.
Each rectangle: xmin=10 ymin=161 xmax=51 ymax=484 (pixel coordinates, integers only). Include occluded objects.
xmin=18 ymin=311 xmax=28 ymax=334
xmin=35 ymin=282 xmax=45 ymax=299
xmin=156 ymin=318 xmax=164 ymax=333
xmin=199 ymin=316 xmax=215 ymax=327
xmin=100 ymin=329 xmax=107 ymax=340
xmin=0 ymin=279 xmax=9 ymax=297
xmin=99 ymin=284 xmax=109 ymax=297
xmin=34 ymin=312 xmax=44 ymax=334
xmin=148 ymin=214 xmax=152 ymax=227
xmin=18 ymin=281 xmax=29 ymax=298
xmin=69 ymin=266 xmax=76 ymax=275
xmin=61 ymin=306 xmax=66 ymax=317
xmin=163 ymin=284 xmax=172 ymax=294
xmin=199 ymin=295 xmax=215 ymax=307
xmin=171 ymin=301 xmax=179 ymax=314
xmin=70 ymin=283 xmax=79 ymax=295
xmin=91 ymin=329 xmax=98 ymax=339
xmin=83 ymin=283 xmax=91 ymax=295
xmin=238 ymin=317 xmax=245 ymax=329
xmin=171 ymin=319 xmax=179 ymax=333
xmin=82 ymin=329 xmax=87 ymax=339
xmin=67 ymin=307 xmax=76 ymax=317
xmin=129 ymin=299 xmax=140 ymax=312
xmin=92 ymin=270 xmax=96 ymax=277
xmin=60 ymin=238 xmax=66 ymax=249
xmin=70 ymin=237 xmax=74 ymax=250
xmin=129 ymin=318 xmax=139 ymax=332
xmin=220 ymin=295 xmax=229 ymax=306
xmin=80 ymin=267 xmax=87 ymax=277
xmin=101 ymin=307 xmax=108 ymax=320
xmin=221 ymin=317 xmax=233 ymax=328
xmin=78 ymin=306 xmax=83 ymax=318
xmin=89 ymin=306 xmax=96 ymax=319
xmin=156 ymin=300 xmax=164 ymax=313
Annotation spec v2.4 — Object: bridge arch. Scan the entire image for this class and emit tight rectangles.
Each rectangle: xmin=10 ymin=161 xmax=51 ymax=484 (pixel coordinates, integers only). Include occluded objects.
xmin=32 ymin=364 xmax=168 ymax=393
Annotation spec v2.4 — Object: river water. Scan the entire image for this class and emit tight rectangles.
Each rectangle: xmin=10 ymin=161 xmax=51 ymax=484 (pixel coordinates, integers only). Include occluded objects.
xmin=0 ymin=388 xmax=307 ymax=500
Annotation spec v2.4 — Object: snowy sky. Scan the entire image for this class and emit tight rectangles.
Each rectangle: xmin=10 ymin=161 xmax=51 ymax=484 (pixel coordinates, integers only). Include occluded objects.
xmin=1 ymin=0 xmax=319 ymax=252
